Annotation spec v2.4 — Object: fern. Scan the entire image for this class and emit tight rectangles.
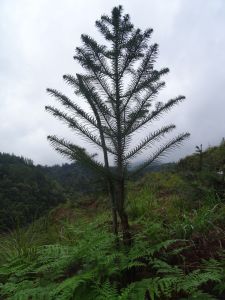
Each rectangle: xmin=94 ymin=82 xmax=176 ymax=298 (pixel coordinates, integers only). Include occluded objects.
xmin=11 ymin=286 xmax=55 ymax=300
xmin=95 ymin=281 xmax=119 ymax=300
xmin=1 ymin=214 xmax=225 ymax=300
xmin=180 ymin=290 xmax=218 ymax=300
xmin=50 ymin=271 xmax=95 ymax=299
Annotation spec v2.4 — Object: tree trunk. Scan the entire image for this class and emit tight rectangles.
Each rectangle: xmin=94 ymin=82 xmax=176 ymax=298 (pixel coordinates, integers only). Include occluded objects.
xmin=112 ymin=204 xmax=118 ymax=236
xmin=116 ymin=179 xmax=132 ymax=246
xmin=118 ymin=209 xmax=131 ymax=246
xmin=108 ymin=181 xmax=118 ymax=236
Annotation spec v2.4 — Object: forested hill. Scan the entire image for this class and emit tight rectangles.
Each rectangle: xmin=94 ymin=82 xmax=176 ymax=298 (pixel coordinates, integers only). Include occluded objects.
xmin=0 ymin=153 xmax=65 ymax=230
xmin=1 ymin=141 xmax=224 ymax=231
xmin=0 ymin=152 xmax=102 ymax=230
xmin=0 ymin=153 xmax=33 ymax=166
xmin=40 ymin=163 xmax=101 ymax=194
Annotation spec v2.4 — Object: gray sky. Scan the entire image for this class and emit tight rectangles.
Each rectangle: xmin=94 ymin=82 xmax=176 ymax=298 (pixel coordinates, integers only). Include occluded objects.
xmin=0 ymin=0 xmax=225 ymax=165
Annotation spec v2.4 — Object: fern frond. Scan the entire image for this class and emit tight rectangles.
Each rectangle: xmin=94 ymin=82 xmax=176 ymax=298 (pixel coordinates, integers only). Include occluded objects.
xmin=180 ymin=269 xmax=221 ymax=294
xmin=95 ymin=281 xmax=118 ymax=300
xmin=50 ymin=271 xmax=95 ymax=299
xmin=180 ymin=291 xmax=217 ymax=300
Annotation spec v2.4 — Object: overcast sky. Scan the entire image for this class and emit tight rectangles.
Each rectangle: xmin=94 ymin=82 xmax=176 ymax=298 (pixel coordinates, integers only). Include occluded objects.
xmin=0 ymin=0 xmax=225 ymax=165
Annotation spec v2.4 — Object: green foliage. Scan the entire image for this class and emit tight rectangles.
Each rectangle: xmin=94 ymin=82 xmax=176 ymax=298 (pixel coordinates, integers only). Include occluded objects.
xmin=1 ymin=207 xmax=225 ymax=300
xmin=179 ymin=142 xmax=225 ymax=173
xmin=178 ymin=142 xmax=225 ymax=200
xmin=1 ymin=141 xmax=225 ymax=299
xmin=42 ymin=162 xmax=104 ymax=195
xmin=0 ymin=153 xmax=65 ymax=230
xmin=127 ymin=183 xmax=158 ymax=219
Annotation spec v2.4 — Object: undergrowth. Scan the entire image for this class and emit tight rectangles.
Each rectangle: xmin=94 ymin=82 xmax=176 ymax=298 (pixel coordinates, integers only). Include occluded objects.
xmin=1 ymin=172 xmax=225 ymax=299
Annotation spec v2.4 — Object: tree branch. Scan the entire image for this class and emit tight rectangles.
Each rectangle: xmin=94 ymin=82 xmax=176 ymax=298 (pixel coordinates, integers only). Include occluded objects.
xmin=125 ymin=124 xmax=176 ymax=160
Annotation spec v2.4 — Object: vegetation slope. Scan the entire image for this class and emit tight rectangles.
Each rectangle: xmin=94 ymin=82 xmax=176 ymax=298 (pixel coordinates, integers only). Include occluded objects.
xmin=1 ymin=142 xmax=225 ymax=299
xmin=0 ymin=153 xmax=103 ymax=231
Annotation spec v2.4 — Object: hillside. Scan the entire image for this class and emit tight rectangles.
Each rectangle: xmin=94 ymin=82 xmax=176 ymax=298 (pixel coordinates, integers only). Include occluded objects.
xmin=0 ymin=153 xmax=65 ymax=230
xmin=0 ymin=143 xmax=225 ymax=299
xmin=178 ymin=141 xmax=225 ymax=173
xmin=0 ymin=153 xmax=107 ymax=230
xmin=40 ymin=163 xmax=103 ymax=195
xmin=0 ymin=152 xmax=174 ymax=231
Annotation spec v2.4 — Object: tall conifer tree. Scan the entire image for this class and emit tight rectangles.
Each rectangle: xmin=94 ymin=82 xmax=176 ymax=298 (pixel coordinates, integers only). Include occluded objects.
xmin=46 ymin=6 xmax=189 ymax=244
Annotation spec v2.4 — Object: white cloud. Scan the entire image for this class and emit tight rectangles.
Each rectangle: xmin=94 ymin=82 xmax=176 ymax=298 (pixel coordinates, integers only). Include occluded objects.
xmin=0 ymin=0 xmax=225 ymax=165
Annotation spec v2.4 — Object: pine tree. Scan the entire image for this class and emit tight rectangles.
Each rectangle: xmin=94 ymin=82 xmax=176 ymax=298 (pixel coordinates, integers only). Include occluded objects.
xmin=46 ymin=6 xmax=190 ymax=244
xmin=195 ymin=144 xmax=203 ymax=171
